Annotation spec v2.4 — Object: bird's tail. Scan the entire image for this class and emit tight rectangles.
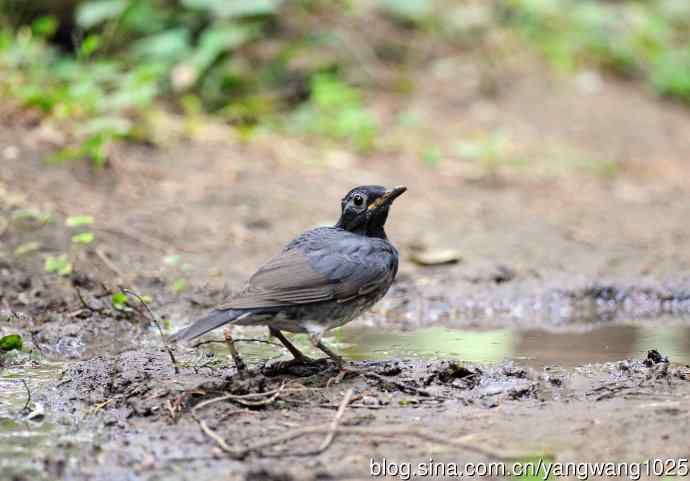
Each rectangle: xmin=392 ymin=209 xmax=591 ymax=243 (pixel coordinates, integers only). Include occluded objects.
xmin=169 ymin=310 xmax=237 ymax=343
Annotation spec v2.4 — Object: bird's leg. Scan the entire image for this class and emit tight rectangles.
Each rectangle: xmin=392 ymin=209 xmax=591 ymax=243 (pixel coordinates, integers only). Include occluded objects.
xmin=309 ymin=333 xmax=344 ymax=368
xmin=223 ymin=327 xmax=246 ymax=371
xmin=269 ymin=328 xmax=313 ymax=363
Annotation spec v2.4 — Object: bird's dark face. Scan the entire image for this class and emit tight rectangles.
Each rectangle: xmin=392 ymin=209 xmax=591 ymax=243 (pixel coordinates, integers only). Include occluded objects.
xmin=336 ymin=185 xmax=406 ymax=238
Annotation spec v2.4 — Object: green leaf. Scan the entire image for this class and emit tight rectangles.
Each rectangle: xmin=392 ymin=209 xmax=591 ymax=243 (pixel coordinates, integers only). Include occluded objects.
xmin=511 ymin=455 xmax=555 ymax=480
xmin=66 ymin=215 xmax=94 ymax=227
xmin=78 ymin=34 xmax=102 ymax=58
xmin=14 ymin=241 xmax=41 ymax=256
xmin=0 ymin=334 xmax=22 ymax=352
xmin=44 ymin=254 xmax=72 ymax=276
xmin=163 ymin=255 xmax=181 ymax=266
xmin=79 ymin=117 xmax=132 ymax=137
xmin=172 ymin=278 xmax=188 ymax=293
xmin=190 ymin=23 xmax=256 ymax=74
xmin=12 ymin=209 xmax=52 ymax=224
xmin=378 ymin=0 xmax=432 ymax=24
xmin=32 ymin=16 xmax=59 ymax=38
xmin=182 ymin=0 xmax=282 ymax=18
xmin=72 ymin=232 xmax=95 ymax=244
xmin=76 ymin=0 xmax=128 ymax=29
xmin=133 ymin=29 xmax=190 ymax=63
xmin=111 ymin=292 xmax=129 ymax=310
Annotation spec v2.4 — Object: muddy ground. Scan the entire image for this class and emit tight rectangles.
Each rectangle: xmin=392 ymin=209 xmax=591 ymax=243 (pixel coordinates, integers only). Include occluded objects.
xmin=2 ymin=55 xmax=690 ymax=480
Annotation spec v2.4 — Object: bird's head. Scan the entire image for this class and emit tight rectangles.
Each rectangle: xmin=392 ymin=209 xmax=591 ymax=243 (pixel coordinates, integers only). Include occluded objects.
xmin=336 ymin=185 xmax=406 ymax=238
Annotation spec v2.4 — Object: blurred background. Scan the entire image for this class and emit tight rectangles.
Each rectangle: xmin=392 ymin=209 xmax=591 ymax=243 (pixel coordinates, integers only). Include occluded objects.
xmin=1 ymin=0 xmax=689 ymax=166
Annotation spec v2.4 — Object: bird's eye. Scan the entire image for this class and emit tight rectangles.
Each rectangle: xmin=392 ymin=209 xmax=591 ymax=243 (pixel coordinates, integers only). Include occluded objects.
xmin=353 ymin=194 xmax=364 ymax=207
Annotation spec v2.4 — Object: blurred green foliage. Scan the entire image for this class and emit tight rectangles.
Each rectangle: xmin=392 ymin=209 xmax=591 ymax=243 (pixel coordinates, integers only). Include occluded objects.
xmin=0 ymin=0 xmax=689 ymax=166
xmin=289 ymin=73 xmax=377 ymax=151
xmin=505 ymin=0 xmax=690 ymax=101
xmin=0 ymin=0 xmax=380 ymax=162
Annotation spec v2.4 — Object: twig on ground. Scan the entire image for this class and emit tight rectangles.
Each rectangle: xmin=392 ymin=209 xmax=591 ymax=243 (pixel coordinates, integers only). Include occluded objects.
xmin=224 ymin=328 xmax=246 ymax=372
xmin=192 ymin=382 xmax=314 ymax=411
xmin=121 ymin=287 xmax=179 ymax=374
xmin=20 ymin=379 xmax=31 ymax=413
xmin=30 ymin=332 xmax=45 ymax=356
xmin=75 ymin=287 xmax=107 ymax=315
xmin=99 ymin=225 xmax=170 ymax=252
xmin=94 ymin=247 xmax=125 ymax=279
xmin=194 ymin=419 xmax=510 ymax=460
xmin=317 ymin=388 xmax=354 ymax=453
xmin=196 ymin=416 xmax=236 ymax=454
xmin=100 ymin=225 xmax=201 ymax=253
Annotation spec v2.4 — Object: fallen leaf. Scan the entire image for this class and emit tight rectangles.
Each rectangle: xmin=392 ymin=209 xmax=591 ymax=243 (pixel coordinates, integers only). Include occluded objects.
xmin=409 ymin=249 xmax=462 ymax=266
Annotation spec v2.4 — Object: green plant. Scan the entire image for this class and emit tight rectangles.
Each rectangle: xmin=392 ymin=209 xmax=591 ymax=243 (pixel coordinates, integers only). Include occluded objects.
xmin=72 ymin=232 xmax=95 ymax=244
xmin=172 ymin=278 xmax=188 ymax=294
xmin=111 ymin=291 xmax=130 ymax=311
xmin=44 ymin=254 xmax=72 ymax=276
xmin=0 ymin=334 xmax=22 ymax=352
xmin=290 ymin=73 xmax=378 ymax=151
xmin=504 ymin=0 xmax=690 ymax=102
xmin=66 ymin=215 xmax=94 ymax=227
xmin=0 ymin=0 xmax=392 ymax=161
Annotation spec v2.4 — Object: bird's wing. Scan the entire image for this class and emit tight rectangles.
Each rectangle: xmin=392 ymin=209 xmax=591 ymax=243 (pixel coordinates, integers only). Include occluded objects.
xmin=218 ymin=236 xmax=394 ymax=310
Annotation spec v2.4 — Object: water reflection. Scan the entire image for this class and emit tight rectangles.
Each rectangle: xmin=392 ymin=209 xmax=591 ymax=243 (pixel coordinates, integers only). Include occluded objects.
xmin=336 ymin=324 xmax=690 ymax=367
xmin=0 ymin=361 xmax=66 ymax=480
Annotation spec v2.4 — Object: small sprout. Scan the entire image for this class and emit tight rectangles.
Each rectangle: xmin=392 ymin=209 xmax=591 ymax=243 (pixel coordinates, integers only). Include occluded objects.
xmin=0 ymin=334 xmax=23 ymax=352
xmin=172 ymin=278 xmax=187 ymax=294
xmin=44 ymin=254 xmax=72 ymax=276
xmin=111 ymin=292 xmax=129 ymax=311
xmin=12 ymin=209 xmax=52 ymax=224
xmin=163 ymin=255 xmax=180 ymax=266
xmin=398 ymin=399 xmax=419 ymax=406
xmin=162 ymin=318 xmax=172 ymax=331
xmin=66 ymin=215 xmax=94 ymax=227
xmin=72 ymin=232 xmax=95 ymax=244
xmin=14 ymin=241 xmax=41 ymax=256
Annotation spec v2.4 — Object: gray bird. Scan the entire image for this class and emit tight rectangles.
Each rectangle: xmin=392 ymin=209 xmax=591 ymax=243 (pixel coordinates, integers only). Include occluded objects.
xmin=170 ymin=185 xmax=406 ymax=368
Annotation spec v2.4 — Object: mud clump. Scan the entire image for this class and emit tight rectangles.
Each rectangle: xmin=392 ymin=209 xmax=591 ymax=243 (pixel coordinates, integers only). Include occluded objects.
xmin=643 ymin=348 xmax=669 ymax=367
xmin=424 ymin=361 xmax=481 ymax=388
xmin=586 ymin=351 xmax=690 ymax=402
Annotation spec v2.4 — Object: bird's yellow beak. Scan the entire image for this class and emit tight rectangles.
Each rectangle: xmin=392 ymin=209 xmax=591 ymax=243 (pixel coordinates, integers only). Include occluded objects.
xmin=368 ymin=186 xmax=407 ymax=211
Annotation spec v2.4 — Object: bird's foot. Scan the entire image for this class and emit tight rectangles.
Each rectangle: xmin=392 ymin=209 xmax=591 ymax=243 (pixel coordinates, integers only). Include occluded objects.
xmin=308 ymin=334 xmax=345 ymax=368
xmin=279 ymin=354 xmax=317 ymax=368
xmin=263 ymin=356 xmax=330 ymax=377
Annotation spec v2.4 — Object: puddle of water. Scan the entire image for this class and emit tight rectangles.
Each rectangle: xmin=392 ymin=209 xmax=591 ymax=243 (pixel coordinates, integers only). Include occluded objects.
xmin=207 ymin=323 xmax=690 ymax=368
xmin=0 ymin=360 xmax=74 ymax=479
xmin=338 ymin=324 xmax=690 ymax=367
